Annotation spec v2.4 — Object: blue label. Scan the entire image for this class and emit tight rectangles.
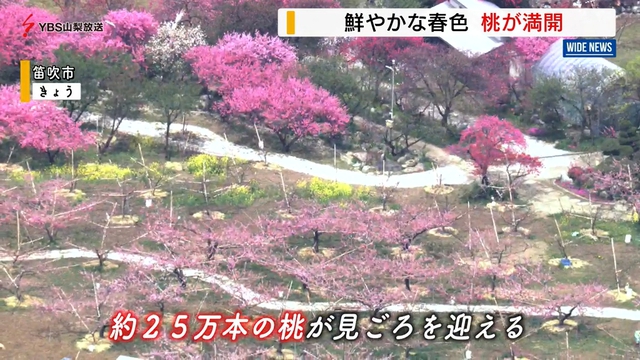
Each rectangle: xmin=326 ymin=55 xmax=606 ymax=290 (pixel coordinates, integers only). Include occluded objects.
xmin=562 ymin=39 xmax=616 ymax=58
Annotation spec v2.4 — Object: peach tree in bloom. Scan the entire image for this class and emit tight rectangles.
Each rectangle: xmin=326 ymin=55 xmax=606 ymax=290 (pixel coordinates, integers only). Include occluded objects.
xmin=224 ymin=76 xmax=350 ymax=152
xmin=185 ymin=32 xmax=299 ymax=95
xmin=0 ymin=85 xmax=94 ymax=163
xmin=69 ymin=9 xmax=158 ymax=64
xmin=0 ymin=4 xmax=70 ymax=70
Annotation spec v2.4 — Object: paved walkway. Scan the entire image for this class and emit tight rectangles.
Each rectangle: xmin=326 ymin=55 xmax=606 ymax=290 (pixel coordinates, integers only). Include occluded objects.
xmin=2 ymin=249 xmax=639 ymax=320
xmin=518 ymin=179 xmax=630 ymax=219
xmin=84 ymin=114 xmax=588 ymax=188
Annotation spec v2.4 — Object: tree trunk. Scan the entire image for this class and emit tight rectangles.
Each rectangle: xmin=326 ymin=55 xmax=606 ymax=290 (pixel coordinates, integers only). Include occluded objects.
xmin=312 ymin=230 xmax=320 ymax=253
xmin=404 ymin=278 xmax=411 ymax=291
xmin=441 ymin=106 xmax=452 ymax=127
xmin=46 ymin=149 xmax=60 ymax=164
xmin=164 ymin=120 xmax=171 ymax=160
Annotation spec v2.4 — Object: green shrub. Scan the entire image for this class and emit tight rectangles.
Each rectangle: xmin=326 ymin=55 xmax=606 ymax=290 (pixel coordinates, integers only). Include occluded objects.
xmin=9 ymin=169 xmax=42 ymax=182
xmin=77 ymin=163 xmax=135 ymax=180
xmin=354 ymin=186 xmax=374 ymax=201
xmin=46 ymin=165 xmax=73 ymax=177
xmin=296 ymin=178 xmax=353 ymax=203
xmin=128 ymin=135 xmax=158 ymax=152
xmin=618 ymin=145 xmax=634 ymax=158
xmin=186 ymin=154 xmax=229 ymax=179
xmin=600 ymin=138 xmax=621 ymax=154
xmin=213 ymin=182 xmax=264 ymax=207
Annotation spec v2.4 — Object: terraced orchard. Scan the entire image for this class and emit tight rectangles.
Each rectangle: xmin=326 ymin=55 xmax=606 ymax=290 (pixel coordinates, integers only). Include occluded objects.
xmin=0 ymin=134 xmax=638 ymax=359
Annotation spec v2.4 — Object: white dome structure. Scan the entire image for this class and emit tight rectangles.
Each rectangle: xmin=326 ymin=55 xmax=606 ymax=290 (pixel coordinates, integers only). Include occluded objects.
xmin=534 ymin=38 xmax=624 ymax=81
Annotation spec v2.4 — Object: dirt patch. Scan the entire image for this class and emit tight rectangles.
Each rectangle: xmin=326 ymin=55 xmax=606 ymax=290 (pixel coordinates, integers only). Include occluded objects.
xmin=390 ymin=246 xmax=425 ymax=260
xmin=424 ymin=185 xmax=455 ymax=195
xmin=542 ymin=319 xmax=579 ymax=333
xmin=297 ymin=247 xmax=335 ymax=259
xmin=428 ymin=227 xmax=459 ymax=238
xmin=548 ymin=257 xmax=590 ymax=269
xmin=507 ymin=238 xmax=549 ymax=265
xmin=0 ymin=311 xmax=112 ymax=360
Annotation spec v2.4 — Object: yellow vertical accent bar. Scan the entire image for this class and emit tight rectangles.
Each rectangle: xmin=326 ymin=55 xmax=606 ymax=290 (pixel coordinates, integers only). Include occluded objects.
xmin=20 ymin=60 xmax=30 ymax=103
xmin=286 ymin=11 xmax=295 ymax=35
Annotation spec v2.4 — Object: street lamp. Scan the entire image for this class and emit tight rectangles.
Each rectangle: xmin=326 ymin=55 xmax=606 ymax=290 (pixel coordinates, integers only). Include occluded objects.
xmin=385 ymin=59 xmax=395 ymax=129
xmin=382 ymin=60 xmax=395 ymax=176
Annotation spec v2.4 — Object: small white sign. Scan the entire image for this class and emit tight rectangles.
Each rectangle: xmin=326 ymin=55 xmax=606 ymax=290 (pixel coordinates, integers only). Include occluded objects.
xmin=145 ymin=198 xmax=153 ymax=208
xmin=625 ymin=234 xmax=632 ymax=243
xmin=32 ymin=82 xmax=81 ymax=100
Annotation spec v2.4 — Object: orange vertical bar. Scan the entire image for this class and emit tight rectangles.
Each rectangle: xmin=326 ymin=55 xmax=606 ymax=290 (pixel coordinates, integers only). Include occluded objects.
xmin=286 ymin=11 xmax=295 ymax=35
xmin=20 ymin=60 xmax=30 ymax=103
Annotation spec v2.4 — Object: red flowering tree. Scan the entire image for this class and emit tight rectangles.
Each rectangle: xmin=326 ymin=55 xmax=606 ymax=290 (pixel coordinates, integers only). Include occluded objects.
xmin=0 ymin=5 xmax=70 ymax=68
xmin=0 ymin=85 xmax=95 ymax=163
xmin=341 ymin=37 xmax=423 ymax=98
xmin=223 ymin=77 xmax=350 ymax=152
xmin=454 ymin=115 xmax=542 ymax=186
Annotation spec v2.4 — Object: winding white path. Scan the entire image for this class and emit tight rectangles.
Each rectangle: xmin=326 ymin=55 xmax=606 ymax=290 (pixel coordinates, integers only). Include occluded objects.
xmin=3 ymin=249 xmax=639 ymax=321
xmin=84 ymin=114 xmax=585 ymax=188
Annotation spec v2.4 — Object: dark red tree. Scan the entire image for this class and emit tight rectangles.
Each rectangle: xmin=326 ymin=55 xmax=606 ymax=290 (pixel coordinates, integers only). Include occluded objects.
xmin=454 ymin=115 xmax=542 ymax=186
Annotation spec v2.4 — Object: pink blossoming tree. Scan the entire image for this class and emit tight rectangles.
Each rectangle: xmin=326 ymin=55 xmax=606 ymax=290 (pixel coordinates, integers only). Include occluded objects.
xmin=512 ymin=37 xmax=560 ymax=65
xmin=0 ymin=180 xmax=97 ymax=245
xmin=68 ymin=9 xmax=158 ymax=64
xmin=223 ymin=77 xmax=350 ymax=152
xmin=0 ymin=85 xmax=95 ymax=163
xmin=184 ymin=32 xmax=298 ymax=96
xmin=0 ymin=5 xmax=70 ymax=67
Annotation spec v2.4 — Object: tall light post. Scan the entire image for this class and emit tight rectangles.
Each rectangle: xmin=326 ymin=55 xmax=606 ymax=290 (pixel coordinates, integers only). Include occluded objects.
xmin=382 ymin=60 xmax=395 ymax=175
xmin=385 ymin=59 xmax=396 ymax=128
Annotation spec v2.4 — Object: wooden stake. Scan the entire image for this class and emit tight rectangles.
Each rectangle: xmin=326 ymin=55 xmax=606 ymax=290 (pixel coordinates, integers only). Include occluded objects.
xmin=202 ymin=161 xmax=209 ymax=206
xmin=25 ymin=161 xmax=36 ymax=195
xmin=611 ymin=237 xmax=620 ymax=293
xmin=138 ymin=144 xmax=152 ymax=190
xmin=333 ymin=143 xmax=337 ymax=182
xmin=280 ymin=171 xmax=290 ymax=212
xmin=16 ymin=210 xmax=20 ymax=252
xmin=253 ymin=123 xmax=267 ymax=164
xmin=169 ymin=190 xmax=173 ymax=224
xmin=71 ymin=150 xmax=75 ymax=180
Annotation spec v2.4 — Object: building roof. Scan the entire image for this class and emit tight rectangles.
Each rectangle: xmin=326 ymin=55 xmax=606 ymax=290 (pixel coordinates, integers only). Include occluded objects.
xmin=432 ymin=0 xmax=506 ymax=57
xmin=534 ymin=39 xmax=624 ymax=80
